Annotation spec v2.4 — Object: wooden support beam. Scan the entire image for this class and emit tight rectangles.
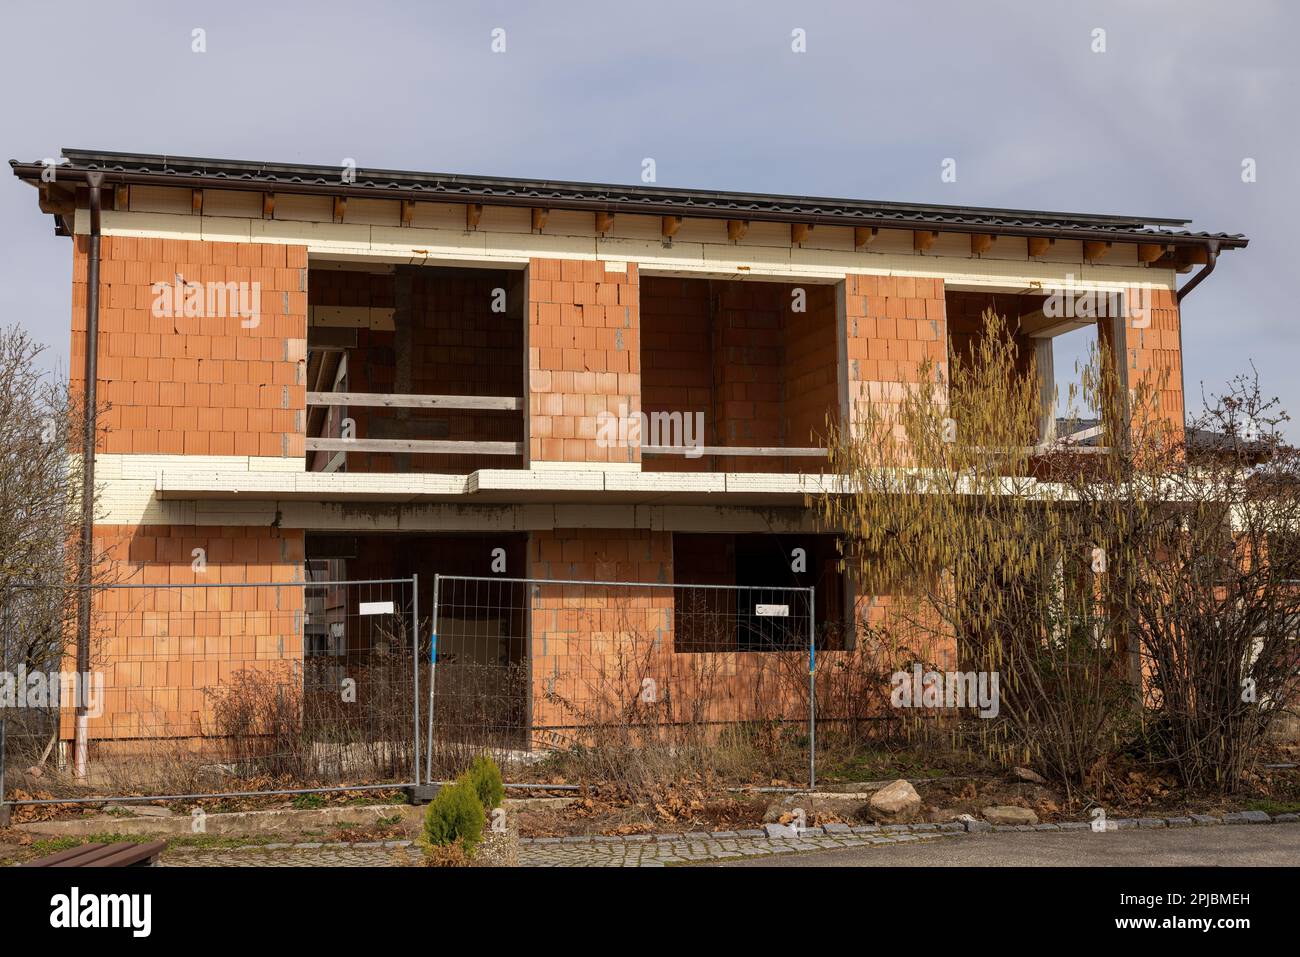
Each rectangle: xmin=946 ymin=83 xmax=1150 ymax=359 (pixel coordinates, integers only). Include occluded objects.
xmin=854 ymin=227 xmax=879 ymax=250
xmin=191 ymin=188 xmax=204 ymax=216
xmin=400 ymin=200 xmax=414 ymax=226
xmin=1083 ymin=240 xmax=1112 ymax=262
xmin=262 ymin=192 xmax=275 ymax=220
xmin=332 ymin=196 xmax=347 ymax=224
xmin=306 ymin=391 xmax=523 ymax=411
xmin=913 ymin=230 xmax=938 ymax=253
xmin=661 ymin=215 xmax=683 ymax=239
xmin=466 ymin=203 xmax=483 ymax=230
xmin=114 ymin=184 xmax=130 ymax=212
xmin=791 ymin=223 xmax=814 ymax=245
xmin=531 ymin=207 xmax=549 ymax=232
xmin=595 ymin=211 xmax=615 ymax=235
xmin=642 ymin=445 xmax=829 ymax=458
xmin=1136 ymin=242 xmax=1167 ymax=264
xmin=970 ymin=233 xmax=996 ymax=255
xmin=726 ymin=220 xmax=749 ymax=242
xmin=307 ymin=437 xmax=522 ymax=456
xmin=1026 ymin=236 xmax=1054 ymax=258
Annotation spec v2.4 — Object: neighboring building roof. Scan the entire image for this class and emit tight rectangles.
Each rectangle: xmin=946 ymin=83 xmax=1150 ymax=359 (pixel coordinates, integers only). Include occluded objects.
xmin=10 ymin=148 xmax=1248 ymax=250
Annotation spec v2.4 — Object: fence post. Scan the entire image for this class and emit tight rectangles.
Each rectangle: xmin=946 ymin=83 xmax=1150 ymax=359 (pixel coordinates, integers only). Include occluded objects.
xmin=0 ymin=587 xmax=8 ymax=824
xmin=411 ymin=574 xmax=419 ymax=788
xmin=808 ymin=585 xmax=816 ymax=791
xmin=0 ymin=582 xmax=9 ymax=821
xmin=425 ymin=573 xmax=439 ymax=785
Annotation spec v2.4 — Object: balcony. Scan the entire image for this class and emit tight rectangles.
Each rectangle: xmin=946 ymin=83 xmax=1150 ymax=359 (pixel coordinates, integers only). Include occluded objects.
xmin=306 ymin=264 xmax=525 ymax=474
xmin=638 ymin=276 xmax=839 ymax=473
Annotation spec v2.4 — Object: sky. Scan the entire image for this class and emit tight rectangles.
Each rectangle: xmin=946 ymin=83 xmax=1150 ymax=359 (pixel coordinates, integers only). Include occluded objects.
xmin=0 ymin=1 xmax=1294 ymax=431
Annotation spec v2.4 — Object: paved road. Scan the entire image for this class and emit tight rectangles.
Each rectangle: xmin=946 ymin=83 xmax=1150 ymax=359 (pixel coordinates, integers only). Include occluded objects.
xmin=710 ymin=823 xmax=1300 ymax=867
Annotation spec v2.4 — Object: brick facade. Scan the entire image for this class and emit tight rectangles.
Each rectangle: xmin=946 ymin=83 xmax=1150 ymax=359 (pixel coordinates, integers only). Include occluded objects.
xmin=73 ymin=236 xmax=307 ymax=457
xmin=527 ymin=258 xmax=640 ymax=464
xmin=844 ymin=274 xmax=949 ymax=425
xmin=82 ymin=525 xmax=305 ymax=741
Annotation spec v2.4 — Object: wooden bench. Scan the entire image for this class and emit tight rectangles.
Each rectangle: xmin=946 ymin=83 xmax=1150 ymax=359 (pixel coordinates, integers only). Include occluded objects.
xmin=21 ymin=840 xmax=167 ymax=868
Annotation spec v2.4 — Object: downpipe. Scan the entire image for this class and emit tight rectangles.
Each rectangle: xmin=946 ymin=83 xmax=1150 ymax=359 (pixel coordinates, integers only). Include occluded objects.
xmin=74 ymin=171 xmax=104 ymax=780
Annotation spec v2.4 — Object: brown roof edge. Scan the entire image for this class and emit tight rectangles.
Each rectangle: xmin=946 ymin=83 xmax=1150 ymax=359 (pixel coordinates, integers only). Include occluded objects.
xmin=8 ymin=151 xmax=1249 ymax=251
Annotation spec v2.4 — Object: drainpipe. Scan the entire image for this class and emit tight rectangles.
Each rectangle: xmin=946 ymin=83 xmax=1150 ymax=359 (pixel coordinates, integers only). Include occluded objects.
xmin=74 ymin=171 xmax=104 ymax=779
xmin=1171 ymin=239 xmax=1219 ymax=444
xmin=1176 ymin=239 xmax=1220 ymax=304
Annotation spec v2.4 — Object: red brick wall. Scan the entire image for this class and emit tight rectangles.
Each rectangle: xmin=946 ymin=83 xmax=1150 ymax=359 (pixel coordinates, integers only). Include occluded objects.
xmin=783 ymin=284 xmax=840 ymax=450
xmin=527 ymin=528 xmax=672 ymax=728
xmin=711 ymin=282 xmax=785 ymax=450
xmin=945 ymin=290 xmax=1041 ymax=382
xmin=640 ymin=277 xmax=713 ymax=459
xmin=1125 ymin=286 xmax=1184 ymax=442
xmin=844 ymin=275 xmax=948 ymax=422
xmin=77 ymin=525 xmax=305 ymax=741
xmin=72 ymin=236 xmax=307 ymax=457
xmin=528 ymin=259 xmax=640 ymax=464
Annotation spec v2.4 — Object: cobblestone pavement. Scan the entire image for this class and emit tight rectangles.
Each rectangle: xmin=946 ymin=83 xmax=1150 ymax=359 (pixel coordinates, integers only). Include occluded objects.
xmin=160 ymin=831 xmax=954 ymax=867
xmin=518 ymin=830 xmax=951 ymax=866
xmin=156 ymin=810 xmax=1300 ymax=867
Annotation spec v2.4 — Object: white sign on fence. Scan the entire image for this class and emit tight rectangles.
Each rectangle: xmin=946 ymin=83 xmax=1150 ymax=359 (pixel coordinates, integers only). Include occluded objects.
xmin=755 ymin=604 xmax=790 ymax=617
xmin=359 ymin=601 xmax=395 ymax=616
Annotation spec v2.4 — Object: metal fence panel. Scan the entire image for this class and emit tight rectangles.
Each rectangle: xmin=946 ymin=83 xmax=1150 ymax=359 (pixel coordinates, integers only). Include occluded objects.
xmin=0 ymin=578 xmax=416 ymax=807
xmin=425 ymin=575 xmax=818 ymax=786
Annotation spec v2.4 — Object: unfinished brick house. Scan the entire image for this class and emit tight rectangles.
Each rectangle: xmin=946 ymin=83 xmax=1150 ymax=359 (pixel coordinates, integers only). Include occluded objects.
xmin=11 ymin=150 xmax=1246 ymax=756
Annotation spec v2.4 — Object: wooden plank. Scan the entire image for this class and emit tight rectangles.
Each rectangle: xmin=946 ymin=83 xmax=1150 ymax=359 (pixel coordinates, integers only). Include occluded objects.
xmin=306 ymin=438 xmax=522 ymax=456
xmin=466 ymin=203 xmax=483 ymax=229
xmin=85 ymin=840 xmax=168 ymax=868
xmin=531 ymin=208 xmax=549 ymax=231
xmin=913 ymin=230 xmax=938 ymax=253
xmin=307 ymin=391 xmax=522 ymax=411
xmin=727 ymin=220 xmax=749 ymax=242
xmin=25 ymin=842 xmax=136 ymax=868
xmin=1027 ymin=236 xmax=1054 ymax=257
xmin=319 ymin=450 xmax=347 ymax=473
xmin=309 ymin=305 xmax=396 ymax=330
xmin=595 ymin=211 xmax=615 ymax=235
xmin=854 ymin=227 xmax=879 ymax=250
xmin=642 ymin=445 xmax=828 ymax=457
xmin=661 ymin=215 xmax=683 ymax=239
xmin=22 ymin=842 xmax=107 ymax=867
xmin=791 ymin=223 xmax=814 ymax=245
xmin=971 ymin=233 xmax=996 ymax=255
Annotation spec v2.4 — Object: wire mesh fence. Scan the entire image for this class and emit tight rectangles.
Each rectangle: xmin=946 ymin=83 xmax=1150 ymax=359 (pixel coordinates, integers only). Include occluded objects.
xmin=424 ymin=576 xmax=818 ymax=788
xmin=0 ymin=578 xmax=417 ymax=806
xmin=2 ymin=574 xmax=857 ymax=809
